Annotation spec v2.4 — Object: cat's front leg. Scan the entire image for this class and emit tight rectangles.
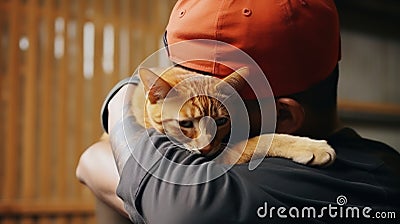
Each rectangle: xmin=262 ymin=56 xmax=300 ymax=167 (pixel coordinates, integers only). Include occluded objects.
xmin=265 ymin=134 xmax=336 ymax=166
xmin=218 ymin=134 xmax=336 ymax=166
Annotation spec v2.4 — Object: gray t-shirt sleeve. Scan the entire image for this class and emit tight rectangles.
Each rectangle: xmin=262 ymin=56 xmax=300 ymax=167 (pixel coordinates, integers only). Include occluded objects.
xmin=101 ymin=75 xmax=140 ymax=133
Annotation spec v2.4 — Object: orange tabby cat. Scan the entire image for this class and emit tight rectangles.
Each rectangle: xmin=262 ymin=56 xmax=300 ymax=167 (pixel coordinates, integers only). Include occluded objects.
xmin=129 ymin=66 xmax=336 ymax=166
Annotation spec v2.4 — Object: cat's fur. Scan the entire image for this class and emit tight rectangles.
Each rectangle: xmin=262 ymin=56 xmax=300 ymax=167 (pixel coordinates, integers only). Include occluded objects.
xmin=127 ymin=66 xmax=336 ymax=166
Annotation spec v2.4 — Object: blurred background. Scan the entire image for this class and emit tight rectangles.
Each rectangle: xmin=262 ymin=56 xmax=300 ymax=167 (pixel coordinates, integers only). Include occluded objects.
xmin=0 ymin=0 xmax=399 ymax=223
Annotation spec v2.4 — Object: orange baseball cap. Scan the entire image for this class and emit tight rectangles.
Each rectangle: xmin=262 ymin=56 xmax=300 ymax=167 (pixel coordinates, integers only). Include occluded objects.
xmin=165 ymin=0 xmax=341 ymax=98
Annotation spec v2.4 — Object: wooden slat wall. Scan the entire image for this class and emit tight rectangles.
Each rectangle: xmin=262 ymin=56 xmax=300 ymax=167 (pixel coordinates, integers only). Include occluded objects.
xmin=0 ymin=0 xmax=176 ymax=223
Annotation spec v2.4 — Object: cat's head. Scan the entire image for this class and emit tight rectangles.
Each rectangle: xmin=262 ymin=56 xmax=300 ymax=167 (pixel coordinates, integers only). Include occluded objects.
xmin=138 ymin=66 xmax=248 ymax=156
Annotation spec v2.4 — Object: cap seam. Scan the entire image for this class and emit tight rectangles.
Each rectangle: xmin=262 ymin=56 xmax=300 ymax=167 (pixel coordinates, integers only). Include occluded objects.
xmin=214 ymin=0 xmax=227 ymax=75
xmin=169 ymin=55 xmax=228 ymax=75
xmin=278 ymin=0 xmax=293 ymax=25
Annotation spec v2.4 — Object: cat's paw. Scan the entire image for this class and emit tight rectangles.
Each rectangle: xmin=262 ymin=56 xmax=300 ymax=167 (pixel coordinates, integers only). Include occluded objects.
xmin=290 ymin=139 xmax=336 ymax=167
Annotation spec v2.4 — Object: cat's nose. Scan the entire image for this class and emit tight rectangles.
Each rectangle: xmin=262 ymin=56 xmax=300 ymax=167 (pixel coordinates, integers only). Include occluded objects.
xmin=199 ymin=145 xmax=213 ymax=155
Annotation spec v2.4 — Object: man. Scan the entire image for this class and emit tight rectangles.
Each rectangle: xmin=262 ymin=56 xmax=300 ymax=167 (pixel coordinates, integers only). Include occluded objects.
xmin=76 ymin=0 xmax=400 ymax=223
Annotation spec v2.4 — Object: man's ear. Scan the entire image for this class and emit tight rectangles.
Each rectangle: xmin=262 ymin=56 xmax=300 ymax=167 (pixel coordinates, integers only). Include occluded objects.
xmin=216 ymin=67 xmax=249 ymax=94
xmin=275 ymin=98 xmax=305 ymax=134
xmin=139 ymin=68 xmax=172 ymax=104
xmin=222 ymin=67 xmax=249 ymax=90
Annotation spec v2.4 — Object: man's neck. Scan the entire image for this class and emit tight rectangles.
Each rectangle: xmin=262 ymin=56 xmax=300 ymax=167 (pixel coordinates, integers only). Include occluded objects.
xmin=296 ymin=110 xmax=343 ymax=140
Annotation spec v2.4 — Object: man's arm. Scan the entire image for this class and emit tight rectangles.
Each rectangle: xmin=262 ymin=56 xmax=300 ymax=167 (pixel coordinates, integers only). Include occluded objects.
xmin=76 ymin=140 xmax=129 ymax=218
xmin=107 ymin=84 xmax=138 ymax=174
xmin=76 ymin=82 xmax=139 ymax=219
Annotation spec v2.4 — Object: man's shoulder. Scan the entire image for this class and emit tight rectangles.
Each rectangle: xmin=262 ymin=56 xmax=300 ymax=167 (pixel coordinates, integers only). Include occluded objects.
xmin=225 ymin=128 xmax=400 ymax=209
xmin=329 ymin=127 xmax=399 ymax=154
xmin=232 ymin=127 xmax=400 ymax=186
xmin=328 ymin=127 xmax=400 ymax=174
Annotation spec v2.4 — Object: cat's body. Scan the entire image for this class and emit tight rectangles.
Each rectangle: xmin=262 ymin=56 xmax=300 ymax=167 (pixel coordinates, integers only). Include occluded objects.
xmin=127 ymin=66 xmax=336 ymax=166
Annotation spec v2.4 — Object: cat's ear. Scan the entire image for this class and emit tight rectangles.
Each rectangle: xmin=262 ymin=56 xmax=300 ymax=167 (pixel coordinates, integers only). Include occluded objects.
xmin=217 ymin=67 xmax=249 ymax=93
xmin=139 ymin=68 xmax=172 ymax=104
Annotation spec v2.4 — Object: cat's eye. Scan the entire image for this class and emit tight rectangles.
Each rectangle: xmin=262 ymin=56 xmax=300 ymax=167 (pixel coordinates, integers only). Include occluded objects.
xmin=215 ymin=117 xmax=228 ymax=126
xmin=179 ymin=120 xmax=194 ymax=128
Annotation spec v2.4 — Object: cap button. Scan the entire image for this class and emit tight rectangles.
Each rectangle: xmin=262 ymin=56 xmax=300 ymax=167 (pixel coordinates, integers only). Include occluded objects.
xmin=178 ymin=9 xmax=186 ymax=18
xmin=242 ymin=8 xmax=252 ymax=17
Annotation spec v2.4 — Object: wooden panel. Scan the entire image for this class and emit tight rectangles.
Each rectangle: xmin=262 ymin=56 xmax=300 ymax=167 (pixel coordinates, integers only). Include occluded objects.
xmin=38 ymin=0 xmax=54 ymax=203
xmin=339 ymin=100 xmax=400 ymax=116
xmin=3 ymin=0 xmax=20 ymax=204
xmin=73 ymin=0 xmax=85 ymax=201
xmin=21 ymin=0 xmax=39 ymax=202
xmin=0 ymin=202 xmax=94 ymax=216
xmin=91 ymin=0 xmax=105 ymax=140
